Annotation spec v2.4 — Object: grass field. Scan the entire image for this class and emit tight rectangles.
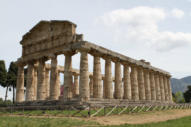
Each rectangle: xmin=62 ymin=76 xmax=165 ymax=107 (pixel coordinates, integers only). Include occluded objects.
xmin=1 ymin=109 xmax=191 ymax=127
xmin=0 ymin=115 xmax=191 ymax=127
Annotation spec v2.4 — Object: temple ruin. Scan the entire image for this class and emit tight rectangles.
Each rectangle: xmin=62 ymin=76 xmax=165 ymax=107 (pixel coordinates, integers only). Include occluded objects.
xmin=15 ymin=20 xmax=173 ymax=107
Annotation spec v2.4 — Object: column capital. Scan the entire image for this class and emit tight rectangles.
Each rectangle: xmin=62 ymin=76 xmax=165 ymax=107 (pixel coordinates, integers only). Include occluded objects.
xmin=64 ymin=51 xmax=76 ymax=56
xmin=48 ymin=54 xmax=57 ymax=59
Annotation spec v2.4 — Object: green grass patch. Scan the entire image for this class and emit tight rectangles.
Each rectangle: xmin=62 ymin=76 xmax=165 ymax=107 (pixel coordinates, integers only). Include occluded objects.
xmin=1 ymin=115 xmax=191 ymax=127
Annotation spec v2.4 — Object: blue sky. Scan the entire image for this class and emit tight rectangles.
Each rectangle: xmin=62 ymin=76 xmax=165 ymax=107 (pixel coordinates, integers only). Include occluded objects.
xmin=0 ymin=0 xmax=191 ymax=99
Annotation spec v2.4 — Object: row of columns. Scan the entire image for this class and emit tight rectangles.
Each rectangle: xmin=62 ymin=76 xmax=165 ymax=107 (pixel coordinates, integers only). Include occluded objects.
xmin=78 ymin=52 xmax=173 ymax=102
xmin=16 ymin=50 xmax=173 ymax=103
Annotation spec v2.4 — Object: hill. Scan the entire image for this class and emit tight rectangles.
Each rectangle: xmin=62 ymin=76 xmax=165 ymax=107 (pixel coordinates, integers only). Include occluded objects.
xmin=171 ymin=76 xmax=191 ymax=93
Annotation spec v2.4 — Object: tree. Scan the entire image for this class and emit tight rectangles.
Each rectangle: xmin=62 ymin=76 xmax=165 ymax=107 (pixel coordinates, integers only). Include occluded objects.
xmin=6 ymin=62 xmax=18 ymax=103
xmin=0 ymin=60 xmax=7 ymax=87
xmin=0 ymin=60 xmax=8 ymax=100
xmin=184 ymin=86 xmax=191 ymax=103
xmin=174 ymin=91 xmax=185 ymax=103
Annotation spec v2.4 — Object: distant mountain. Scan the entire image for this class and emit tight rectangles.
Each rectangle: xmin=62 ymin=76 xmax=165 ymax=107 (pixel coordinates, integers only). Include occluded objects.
xmin=171 ymin=76 xmax=191 ymax=93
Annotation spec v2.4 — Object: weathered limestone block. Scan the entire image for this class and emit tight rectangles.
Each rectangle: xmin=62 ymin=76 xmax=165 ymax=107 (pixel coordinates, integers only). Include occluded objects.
xmin=163 ymin=76 xmax=169 ymax=101
xmin=104 ymin=58 xmax=113 ymax=99
xmin=159 ymin=74 xmax=165 ymax=102
xmin=131 ymin=65 xmax=139 ymax=101
xmin=93 ymin=56 xmax=102 ymax=98
xmin=37 ymin=59 xmax=46 ymax=100
xmin=155 ymin=73 xmax=161 ymax=101
xmin=138 ymin=67 xmax=145 ymax=100
xmin=50 ymin=56 xmax=60 ymax=100
xmin=63 ymin=54 xmax=73 ymax=99
xmin=123 ymin=64 xmax=131 ymax=100
xmin=45 ymin=69 xmax=50 ymax=99
xmin=150 ymin=71 xmax=156 ymax=101
xmin=144 ymin=69 xmax=151 ymax=101
xmin=79 ymin=51 xmax=90 ymax=101
xmin=73 ymin=73 xmax=79 ymax=97
xmin=114 ymin=61 xmax=123 ymax=99
xmin=167 ymin=76 xmax=173 ymax=102
xmin=16 ymin=65 xmax=25 ymax=102
xmin=26 ymin=63 xmax=35 ymax=101
xmin=89 ymin=76 xmax=93 ymax=97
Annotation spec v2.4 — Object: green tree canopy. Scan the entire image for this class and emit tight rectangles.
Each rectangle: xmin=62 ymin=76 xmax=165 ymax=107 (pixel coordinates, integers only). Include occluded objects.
xmin=184 ymin=86 xmax=191 ymax=103
xmin=0 ymin=60 xmax=7 ymax=87
xmin=6 ymin=62 xmax=18 ymax=87
xmin=174 ymin=91 xmax=185 ymax=103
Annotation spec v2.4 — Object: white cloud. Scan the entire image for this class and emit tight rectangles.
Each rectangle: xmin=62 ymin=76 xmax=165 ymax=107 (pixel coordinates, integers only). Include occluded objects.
xmin=96 ymin=6 xmax=191 ymax=52
xmin=171 ymin=8 xmax=184 ymax=19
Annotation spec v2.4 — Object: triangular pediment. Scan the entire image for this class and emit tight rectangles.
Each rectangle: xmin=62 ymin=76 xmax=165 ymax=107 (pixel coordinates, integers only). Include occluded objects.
xmin=20 ymin=20 xmax=77 ymax=45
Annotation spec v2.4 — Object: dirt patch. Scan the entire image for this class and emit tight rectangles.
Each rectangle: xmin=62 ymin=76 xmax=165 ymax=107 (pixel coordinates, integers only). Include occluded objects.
xmin=85 ymin=109 xmax=191 ymax=125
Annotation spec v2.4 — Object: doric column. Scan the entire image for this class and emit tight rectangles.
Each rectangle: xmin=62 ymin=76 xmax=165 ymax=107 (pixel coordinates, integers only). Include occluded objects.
xmin=33 ymin=64 xmax=38 ymax=100
xmin=37 ymin=58 xmax=46 ymax=100
xmin=150 ymin=71 xmax=156 ymax=101
xmin=167 ymin=76 xmax=173 ymax=102
xmin=155 ymin=72 xmax=161 ymax=101
xmin=102 ymin=77 xmax=105 ymax=98
xmin=26 ymin=62 xmax=35 ymax=101
xmin=159 ymin=74 xmax=165 ymax=102
xmin=144 ymin=69 xmax=151 ymax=101
xmin=138 ymin=67 xmax=145 ymax=100
xmin=163 ymin=75 xmax=169 ymax=101
xmin=63 ymin=53 xmax=73 ymax=99
xmin=114 ymin=61 xmax=123 ymax=99
xmin=79 ymin=51 xmax=90 ymax=101
xmin=45 ymin=69 xmax=50 ymax=99
xmin=50 ymin=55 xmax=60 ymax=100
xmin=16 ymin=64 xmax=25 ymax=102
xmin=89 ymin=75 xmax=93 ymax=97
xmin=123 ymin=64 xmax=131 ymax=100
xmin=131 ymin=65 xmax=139 ymax=101
xmin=104 ymin=58 xmax=113 ymax=99
xmin=73 ymin=73 xmax=79 ymax=97
xmin=93 ymin=55 xmax=102 ymax=98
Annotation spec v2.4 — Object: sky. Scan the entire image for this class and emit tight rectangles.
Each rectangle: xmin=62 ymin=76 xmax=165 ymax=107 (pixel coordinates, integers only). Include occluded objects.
xmin=0 ymin=0 xmax=191 ymax=99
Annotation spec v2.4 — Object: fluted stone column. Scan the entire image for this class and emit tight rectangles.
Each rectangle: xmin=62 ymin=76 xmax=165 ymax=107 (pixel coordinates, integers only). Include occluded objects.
xmin=37 ymin=59 xmax=46 ymax=100
xmin=159 ymin=74 xmax=165 ymax=101
xmin=50 ymin=55 xmax=60 ymax=100
xmin=26 ymin=63 xmax=35 ymax=101
xmin=104 ymin=58 xmax=113 ymax=99
xmin=79 ymin=51 xmax=90 ymax=101
xmin=150 ymin=71 xmax=156 ymax=101
xmin=73 ymin=73 xmax=79 ymax=97
xmin=138 ymin=67 xmax=145 ymax=100
xmin=89 ymin=76 xmax=93 ymax=97
xmin=16 ymin=65 xmax=25 ymax=102
xmin=45 ymin=69 xmax=50 ymax=99
xmin=163 ymin=76 xmax=169 ymax=101
xmin=33 ymin=65 xmax=38 ymax=100
xmin=131 ymin=65 xmax=139 ymax=101
xmin=155 ymin=73 xmax=161 ymax=101
xmin=102 ymin=77 xmax=105 ymax=98
xmin=144 ymin=69 xmax=151 ymax=101
xmin=123 ymin=64 xmax=131 ymax=100
xmin=93 ymin=55 xmax=102 ymax=99
xmin=114 ymin=61 xmax=123 ymax=99
xmin=167 ymin=76 xmax=173 ymax=102
xmin=63 ymin=53 xmax=73 ymax=99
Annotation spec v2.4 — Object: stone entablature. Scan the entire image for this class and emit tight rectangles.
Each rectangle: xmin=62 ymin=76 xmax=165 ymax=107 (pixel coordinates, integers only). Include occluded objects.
xmin=16 ymin=20 xmax=173 ymax=104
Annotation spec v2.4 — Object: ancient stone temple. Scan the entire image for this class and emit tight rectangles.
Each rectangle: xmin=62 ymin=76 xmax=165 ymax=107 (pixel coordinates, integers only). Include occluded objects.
xmin=16 ymin=20 xmax=173 ymax=105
